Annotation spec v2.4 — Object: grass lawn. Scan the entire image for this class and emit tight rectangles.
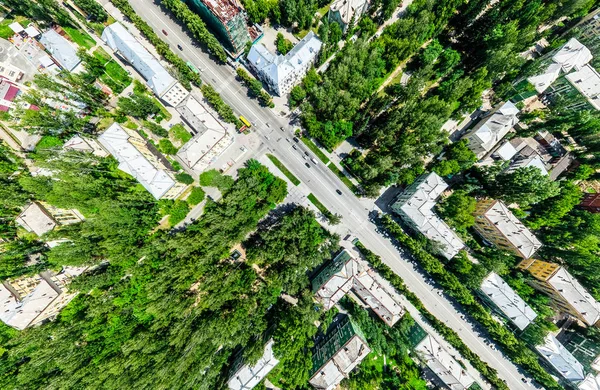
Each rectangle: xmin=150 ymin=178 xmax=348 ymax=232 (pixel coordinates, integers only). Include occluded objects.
xmin=327 ymin=162 xmax=359 ymax=194
xmin=93 ymin=47 xmax=111 ymax=62
xmin=308 ymin=193 xmax=333 ymax=219
xmin=267 ymin=154 xmax=301 ymax=186
xmin=171 ymin=123 xmax=192 ymax=143
xmin=301 ymin=136 xmax=330 ymax=164
xmin=63 ymin=26 xmax=96 ymax=50
xmin=152 ymin=97 xmax=172 ymax=121
xmin=0 ymin=16 xmax=29 ymax=39
xmin=318 ymin=3 xmax=331 ymax=17
xmin=35 ymin=135 xmax=64 ymax=151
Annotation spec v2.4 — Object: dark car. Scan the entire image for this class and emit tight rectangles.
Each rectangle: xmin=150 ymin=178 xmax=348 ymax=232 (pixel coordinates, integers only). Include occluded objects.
xmin=293 ymin=137 xmax=299 ymax=143
xmin=336 ymin=189 xmax=342 ymax=195
xmin=305 ymin=163 xmax=311 ymax=168
xmin=305 ymin=151 xmax=310 ymax=156
xmin=162 ymin=29 xmax=168 ymax=35
xmin=177 ymin=44 xmax=183 ymax=50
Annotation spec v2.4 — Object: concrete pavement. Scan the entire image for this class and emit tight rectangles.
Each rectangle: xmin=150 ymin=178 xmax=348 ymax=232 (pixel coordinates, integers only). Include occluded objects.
xmin=107 ymin=1 xmax=530 ymax=387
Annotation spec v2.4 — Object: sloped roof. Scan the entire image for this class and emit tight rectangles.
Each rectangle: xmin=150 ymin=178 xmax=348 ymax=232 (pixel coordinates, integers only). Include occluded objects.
xmin=415 ymin=334 xmax=475 ymax=390
xmin=0 ymin=275 xmax=60 ymax=330
xmin=63 ymin=135 xmax=109 ymax=157
xmin=329 ymin=0 xmax=369 ymax=25
xmin=393 ymin=172 xmax=464 ymax=259
xmin=480 ymin=272 xmax=537 ymax=330
xmin=579 ymin=373 xmax=600 ymax=390
xmin=480 ymin=200 xmax=542 ymax=259
xmin=507 ymin=155 xmax=549 ymax=176
xmin=39 ymin=29 xmax=81 ymax=72
xmin=467 ymin=101 xmax=519 ymax=154
xmin=536 ymin=334 xmax=585 ymax=382
xmin=15 ymin=202 xmax=56 ymax=236
xmin=527 ymin=63 xmax=562 ymax=94
xmin=549 ymin=267 xmax=600 ymax=326
xmin=98 ymin=123 xmax=175 ymax=199
xmin=493 ymin=141 xmax=518 ymax=161
xmin=227 ymin=339 xmax=279 ymax=390
xmin=565 ymin=65 xmax=600 ymax=110
xmin=102 ymin=23 xmax=175 ymax=96
xmin=552 ymin=38 xmax=592 ymax=73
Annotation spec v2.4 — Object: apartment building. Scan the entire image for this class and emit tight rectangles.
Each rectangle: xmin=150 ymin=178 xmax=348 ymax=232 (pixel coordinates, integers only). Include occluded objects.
xmin=15 ymin=201 xmax=85 ymax=237
xmin=462 ymin=101 xmax=520 ymax=158
xmin=472 ymin=199 xmax=542 ymax=259
xmin=536 ymin=334 xmax=585 ymax=382
xmin=518 ymin=259 xmax=600 ymax=327
xmin=227 ymin=338 xmax=279 ymax=390
xmin=328 ymin=0 xmax=370 ymax=33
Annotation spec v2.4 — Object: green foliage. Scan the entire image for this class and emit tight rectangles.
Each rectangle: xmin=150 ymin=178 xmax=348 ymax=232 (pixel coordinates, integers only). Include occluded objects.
xmin=288 ymin=84 xmax=307 ymax=108
xmin=200 ymin=84 xmax=242 ymax=127
xmin=2 ymin=0 xmax=74 ymax=27
xmin=433 ymin=139 xmax=477 ymax=176
xmin=143 ymin=121 xmax=168 ymax=137
xmin=236 ymin=68 xmax=274 ymax=107
xmin=170 ymin=124 xmax=192 ymax=143
xmin=35 ymin=136 xmax=64 ymax=151
xmin=165 ymin=199 xmax=190 ymax=225
xmin=527 ymin=181 xmax=583 ymax=229
xmin=486 ymin=166 xmax=561 ymax=208
xmin=187 ymin=186 xmax=205 ymax=205
xmin=437 ymin=190 xmax=476 ymax=231
xmin=300 ymin=136 xmax=330 ymax=163
xmin=73 ymin=0 xmax=108 ymax=22
xmin=199 ymin=169 xmax=234 ymax=192
xmin=117 ymin=93 xmax=161 ymax=119
xmin=267 ymin=154 xmax=301 ymax=185
xmin=62 ymin=26 xmax=96 ymax=50
xmin=275 ymin=33 xmax=293 ymax=55
xmin=158 ymin=139 xmax=178 ymax=155
xmin=307 ymin=193 xmax=338 ymax=224
xmin=175 ymin=172 xmax=194 ymax=184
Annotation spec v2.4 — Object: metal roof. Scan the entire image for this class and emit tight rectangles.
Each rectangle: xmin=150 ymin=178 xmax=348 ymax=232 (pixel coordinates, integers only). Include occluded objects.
xmin=227 ymin=339 xmax=279 ymax=390
xmin=15 ymin=202 xmax=56 ymax=237
xmin=536 ymin=334 xmax=585 ymax=382
xmin=465 ymin=101 xmax=519 ymax=155
xmin=549 ymin=267 xmax=600 ymax=326
xmin=480 ymin=272 xmax=537 ymax=330
xmin=329 ymin=0 xmax=369 ymax=25
xmin=552 ymin=38 xmax=592 ymax=73
xmin=527 ymin=63 xmax=562 ymax=94
xmin=39 ymin=29 xmax=81 ymax=72
xmin=580 ymin=373 xmax=600 ymax=390
xmin=565 ymin=64 xmax=600 ymax=110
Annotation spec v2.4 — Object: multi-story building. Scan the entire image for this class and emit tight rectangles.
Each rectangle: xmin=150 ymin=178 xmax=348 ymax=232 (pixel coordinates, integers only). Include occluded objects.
xmin=175 ymin=95 xmax=233 ymax=175
xmin=580 ymin=193 xmax=600 ymax=213
xmin=0 ymin=61 xmax=24 ymax=82
xmin=462 ymin=101 xmax=520 ymax=158
xmin=102 ymin=23 xmax=189 ymax=107
xmin=328 ymin=0 xmax=370 ymax=33
xmin=0 ymin=267 xmax=86 ymax=330
xmin=246 ymin=31 xmax=322 ymax=96
xmin=98 ymin=123 xmax=186 ymax=200
xmin=390 ymin=172 xmax=464 ymax=260
xmin=479 ymin=272 xmax=537 ymax=330
xmin=518 ymin=258 xmax=600 ymax=327
xmin=15 ymin=201 xmax=85 ymax=237
xmin=39 ymin=29 xmax=81 ymax=72
xmin=580 ymin=373 xmax=600 ymax=390
xmin=536 ymin=334 xmax=585 ymax=382
xmin=472 ymin=199 xmax=542 ymax=259
xmin=184 ymin=0 xmax=258 ymax=56
xmin=227 ymin=338 xmax=279 ymax=390
xmin=309 ymin=314 xmax=370 ymax=390
xmin=414 ymin=334 xmax=475 ymax=390
xmin=312 ymin=250 xmax=405 ymax=327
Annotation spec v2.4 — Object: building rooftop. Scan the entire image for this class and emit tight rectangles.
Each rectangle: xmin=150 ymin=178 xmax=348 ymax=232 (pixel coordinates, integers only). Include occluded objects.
xmin=176 ymin=95 xmax=231 ymax=173
xmin=329 ymin=0 xmax=368 ymax=25
xmin=527 ymin=63 xmax=562 ymax=93
xmin=63 ymin=135 xmax=109 ymax=157
xmin=536 ymin=334 xmax=585 ymax=382
xmin=507 ymin=155 xmax=549 ymax=176
xmin=493 ymin=141 xmax=518 ymax=161
xmin=548 ymin=266 xmax=600 ymax=326
xmin=479 ymin=200 xmax=542 ymax=259
xmin=415 ymin=334 xmax=475 ymax=390
xmin=227 ymin=339 xmax=279 ymax=390
xmin=102 ymin=23 xmax=176 ymax=97
xmin=201 ymin=0 xmax=242 ymax=24
xmin=579 ymin=373 xmax=600 ymax=390
xmin=98 ymin=123 xmax=176 ymax=199
xmin=565 ymin=65 xmax=600 ymax=110
xmin=39 ymin=29 xmax=81 ymax=72
xmin=392 ymin=172 xmax=464 ymax=259
xmin=15 ymin=202 xmax=56 ymax=236
xmin=465 ymin=101 xmax=519 ymax=155
xmin=480 ymin=272 xmax=537 ymax=330
xmin=552 ymin=38 xmax=592 ymax=73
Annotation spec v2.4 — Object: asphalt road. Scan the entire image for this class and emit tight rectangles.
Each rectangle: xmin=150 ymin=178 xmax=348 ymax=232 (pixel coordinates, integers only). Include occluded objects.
xmin=117 ymin=1 xmax=531 ymax=388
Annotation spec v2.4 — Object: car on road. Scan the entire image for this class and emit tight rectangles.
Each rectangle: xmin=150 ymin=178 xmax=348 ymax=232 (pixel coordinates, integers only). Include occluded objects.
xmin=280 ymin=127 xmax=284 ymax=131
xmin=292 ymin=144 xmax=298 ymax=150
xmin=293 ymin=137 xmax=299 ymax=143
xmin=162 ymin=29 xmax=167 ymax=35
xmin=305 ymin=163 xmax=310 ymax=168
xmin=177 ymin=44 xmax=183 ymax=50
xmin=286 ymin=138 xmax=290 ymax=142
xmin=311 ymin=158 xmax=318 ymax=164
xmin=336 ymin=189 xmax=342 ymax=195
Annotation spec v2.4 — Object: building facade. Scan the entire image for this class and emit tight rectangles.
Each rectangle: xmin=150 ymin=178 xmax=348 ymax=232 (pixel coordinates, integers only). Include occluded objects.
xmin=518 ymin=258 xmax=600 ymax=327
xmin=328 ymin=0 xmax=369 ymax=33
xmin=472 ymin=199 xmax=542 ymax=259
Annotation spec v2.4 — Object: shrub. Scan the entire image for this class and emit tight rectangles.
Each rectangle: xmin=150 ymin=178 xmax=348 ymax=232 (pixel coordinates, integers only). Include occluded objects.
xmin=187 ymin=186 xmax=205 ymax=205
xmin=167 ymin=200 xmax=190 ymax=225
xmin=175 ymin=172 xmax=194 ymax=184
xmin=143 ymin=121 xmax=168 ymax=137
xmin=158 ymin=139 xmax=178 ymax=155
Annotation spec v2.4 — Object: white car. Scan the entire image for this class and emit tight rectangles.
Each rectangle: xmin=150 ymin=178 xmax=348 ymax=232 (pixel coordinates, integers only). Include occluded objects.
xmin=311 ymin=158 xmax=318 ymax=164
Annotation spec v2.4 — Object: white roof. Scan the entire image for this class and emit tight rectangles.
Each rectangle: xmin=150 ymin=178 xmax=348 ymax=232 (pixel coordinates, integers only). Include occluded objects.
xmin=536 ymin=334 xmax=585 ymax=382
xmin=314 ymin=253 xmax=355 ymax=311
xmin=247 ymin=32 xmax=322 ymax=94
xmin=548 ymin=267 xmax=600 ymax=326
xmin=8 ymin=22 xmax=24 ymax=34
xmin=15 ymin=202 xmax=56 ymax=236
xmin=579 ymin=373 xmax=600 ymax=390
xmin=98 ymin=123 xmax=176 ymax=199
xmin=63 ymin=135 xmax=109 ymax=157
xmin=480 ymin=272 xmax=537 ymax=330
xmin=0 ymin=275 xmax=60 ymax=330
xmin=415 ymin=334 xmax=475 ymax=390
xmin=393 ymin=172 xmax=464 ymax=259
xmin=102 ymin=23 xmax=176 ymax=96
xmin=227 ymin=339 xmax=279 ymax=390
xmin=527 ymin=63 xmax=562 ymax=93
xmin=39 ymin=29 xmax=81 ymax=72
xmin=466 ymin=101 xmax=519 ymax=155
xmin=480 ymin=200 xmax=542 ymax=259
xmin=565 ymin=65 xmax=600 ymax=110
xmin=176 ymin=96 xmax=230 ymax=173
xmin=493 ymin=141 xmax=518 ymax=161
xmin=329 ymin=0 xmax=368 ymax=24
xmin=507 ymin=155 xmax=549 ymax=176
xmin=24 ymin=26 xmax=40 ymax=37
xmin=552 ymin=38 xmax=592 ymax=73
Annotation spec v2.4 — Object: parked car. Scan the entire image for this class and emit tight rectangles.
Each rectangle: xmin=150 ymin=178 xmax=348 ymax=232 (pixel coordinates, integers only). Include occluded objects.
xmin=311 ymin=158 xmax=318 ymax=164
xmin=162 ymin=29 xmax=168 ymax=35
xmin=336 ymin=189 xmax=342 ymax=195
xmin=177 ymin=44 xmax=183 ymax=50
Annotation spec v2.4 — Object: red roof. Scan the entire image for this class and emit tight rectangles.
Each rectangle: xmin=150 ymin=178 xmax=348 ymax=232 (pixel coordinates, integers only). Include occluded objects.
xmin=3 ymin=85 xmax=20 ymax=101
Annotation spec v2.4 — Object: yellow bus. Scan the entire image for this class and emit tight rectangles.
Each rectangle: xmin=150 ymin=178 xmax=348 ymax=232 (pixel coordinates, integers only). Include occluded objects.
xmin=239 ymin=116 xmax=251 ymax=130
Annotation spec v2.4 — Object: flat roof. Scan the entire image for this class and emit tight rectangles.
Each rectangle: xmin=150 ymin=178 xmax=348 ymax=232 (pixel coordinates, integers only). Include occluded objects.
xmin=98 ymin=123 xmax=176 ymax=199
xmin=536 ymin=334 xmax=585 ymax=382
xmin=199 ymin=0 xmax=241 ymax=24
xmin=227 ymin=339 xmax=279 ymax=390
xmin=565 ymin=65 xmax=600 ymax=110
xmin=549 ymin=267 xmax=600 ymax=326
xmin=39 ymin=29 xmax=81 ymax=72
xmin=480 ymin=272 xmax=537 ymax=330
xmin=15 ymin=202 xmax=56 ymax=236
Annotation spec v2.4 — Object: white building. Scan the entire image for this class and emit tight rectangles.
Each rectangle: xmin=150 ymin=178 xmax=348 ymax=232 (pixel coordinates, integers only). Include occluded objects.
xmin=246 ymin=31 xmax=322 ymax=96
xmin=328 ymin=0 xmax=370 ymax=33
xmin=390 ymin=172 xmax=464 ymax=260
xmin=0 ymin=61 xmax=24 ymax=82
xmin=580 ymin=373 xmax=600 ymax=390
xmin=565 ymin=65 xmax=600 ymax=110
xmin=175 ymin=95 xmax=233 ymax=175
xmin=312 ymin=250 xmax=405 ymax=327
xmin=15 ymin=202 xmax=85 ymax=237
xmin=415 ymin=334 xmax=475 ymax=390
xmin=536 ymin=334 xmax=585 ymax=382
xmin=480 ymin=272 xmax=537 ymax=330
xmin=551 ymin=38 xmax=593 ymax=73
xmin=0 ymin=267 xmax=85 ymax=330
xmin=227 ymin=339 xmax=279 ymax=390
xmin=102 ymin=23 xmax=189 ymax=107
xmin=39 ymin=29 xmax=81 ymax=72
xmin=98 ymin=123 xmax=185 ymax=199
xmin=63 ymin=135 xmax=109 ymax=157
xmin=462 ymin=101 xmax=520 ymax=158
xmin=528 ymin=63 xmax=562 ymax=94
xmin=506 ymin=155 xmax=549 ymax=176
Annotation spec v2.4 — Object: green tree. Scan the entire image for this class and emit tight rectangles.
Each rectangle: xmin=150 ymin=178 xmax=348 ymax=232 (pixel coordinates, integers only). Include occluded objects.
xmin=175 ymin=172 xmax=194 ymax=184
xmin=187 ymin=186 xmax=205 ymax=205
xmin=437 ymin=190 xmax=476 ymax=231
xmin=158 ymin=139 xmax=178 ymax=155
xmin=487 ymin=166 xmax=560 ymax=207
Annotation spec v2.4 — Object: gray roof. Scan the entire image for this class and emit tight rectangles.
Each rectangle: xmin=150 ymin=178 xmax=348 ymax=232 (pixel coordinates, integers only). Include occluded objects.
xmin=102 ymin=23 xmax=176 ymax=96
xmin=329 ymin=0 xmax=369 ymax=25
xmin=527 ymin=63 xmax=562 ymax=94
xmin=552 ymin=38 xmax=592 ymax=73
xmin=579 ymin=373 xmax=600 ymax=390
xmin=227 ymin=339 xmax=279 ymax=390
xmin=565 ymin=65 xmax=600 ymax=110
xmin=480 ymin=272 xmax=537 ymax=330
xmin=98 ymin=123 xmax=176 ymax=199
xmin=465 ymin=101 xmax=519 ymax=156
xmin=39 ymin=29 xmax=81 ymax=71
xmin=536 ymin=334 xmax=585 ymax=382
xmin=549 ymin=267 xmax=600 ymax=326
xmin=15 ymin=202 xmax=56 ymax=237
